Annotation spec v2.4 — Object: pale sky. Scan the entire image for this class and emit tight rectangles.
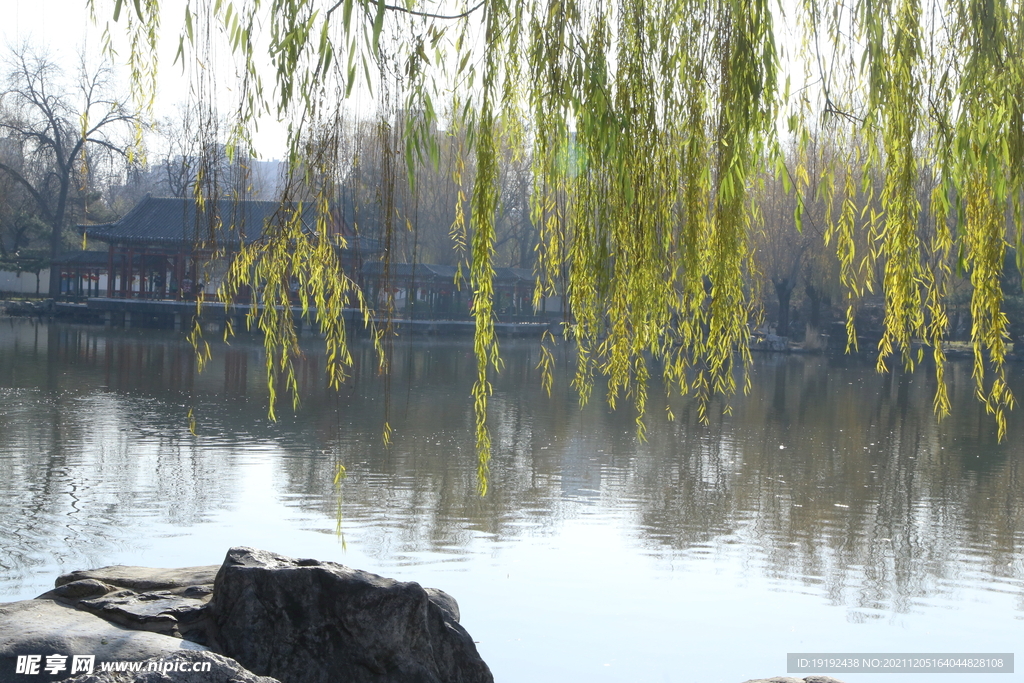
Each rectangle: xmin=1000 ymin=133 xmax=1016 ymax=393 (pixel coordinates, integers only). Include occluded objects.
xmin=3 ymin=0 xmax=817 ymax=161
xmin=3 ymin=0 xmax=292 ymax=159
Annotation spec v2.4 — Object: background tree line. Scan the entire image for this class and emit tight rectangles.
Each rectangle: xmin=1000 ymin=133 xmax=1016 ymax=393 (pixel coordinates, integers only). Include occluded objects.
xmin=2 ymin=41 xmax=1022 ymax=356
xmin=752 ymin=131 xmax=1022 ymax=350
xmin=0 ymin=46 xmax=537 ymax=291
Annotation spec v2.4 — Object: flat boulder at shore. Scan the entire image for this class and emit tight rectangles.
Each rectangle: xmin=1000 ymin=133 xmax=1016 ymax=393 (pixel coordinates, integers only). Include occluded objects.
xmin=1 ymin=547 xmax=844 ymax=683
xmin=0 ymin=599 xmax=208 ymax=682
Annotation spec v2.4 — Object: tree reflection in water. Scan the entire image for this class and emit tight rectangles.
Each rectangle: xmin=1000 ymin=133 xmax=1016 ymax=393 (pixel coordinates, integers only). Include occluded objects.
xmin=1 ymin=318 xmax=1022 ymax=622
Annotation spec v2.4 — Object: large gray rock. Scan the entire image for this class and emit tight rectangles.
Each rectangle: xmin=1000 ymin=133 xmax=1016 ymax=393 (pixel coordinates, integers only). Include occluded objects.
xmin=207 ymin=547 xmax=493 ymax=683
xmin=38 ymin=567 xmax=218 ymax=643
xmin=422 ymin=588 xmax=459 ymax=623
xmin=53 ymin=567 xmax=219 ymax=594
xmin=0 ymin=600 xmax=207 ymax=683
xmin=74 ymin=589 xmax=210 ymax=639
xmin=63 ymin=651 xmax=279 ymax=683
xmin=5 ymin=553 xmax=490 ymax=683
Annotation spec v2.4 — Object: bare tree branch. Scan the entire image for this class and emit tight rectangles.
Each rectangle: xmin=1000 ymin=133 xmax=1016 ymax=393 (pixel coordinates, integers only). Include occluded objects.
xmin=327 ymin=0 xmax=485 ymax=21
xmin=0 ymin=45 xmax=139 ymax=295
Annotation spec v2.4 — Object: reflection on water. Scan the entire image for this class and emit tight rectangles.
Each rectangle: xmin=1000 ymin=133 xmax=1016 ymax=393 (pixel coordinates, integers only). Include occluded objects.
xmin=1 ymin=318 xmax=1023 ymax=682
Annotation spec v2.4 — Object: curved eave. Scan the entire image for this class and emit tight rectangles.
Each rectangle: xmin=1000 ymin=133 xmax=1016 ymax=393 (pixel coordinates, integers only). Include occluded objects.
xmin=81 ymin=232 xmax=244 ymax=250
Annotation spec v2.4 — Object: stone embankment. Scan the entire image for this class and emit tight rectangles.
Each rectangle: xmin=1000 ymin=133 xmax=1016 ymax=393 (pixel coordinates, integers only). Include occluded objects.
xmin=1 ymin=546 xmax=846 ymax=683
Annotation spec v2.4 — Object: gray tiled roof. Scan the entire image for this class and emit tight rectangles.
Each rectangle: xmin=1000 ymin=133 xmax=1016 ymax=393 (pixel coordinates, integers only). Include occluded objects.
xmin=53 ymin=251 xmax=110 ymax=267
xmin=79 ymin=195 xmax=312 ymax=248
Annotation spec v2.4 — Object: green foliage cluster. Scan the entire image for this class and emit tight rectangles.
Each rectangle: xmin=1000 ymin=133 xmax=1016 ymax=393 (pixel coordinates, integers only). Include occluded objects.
xmin=94 ymin=0 xmax=1024 ymax=485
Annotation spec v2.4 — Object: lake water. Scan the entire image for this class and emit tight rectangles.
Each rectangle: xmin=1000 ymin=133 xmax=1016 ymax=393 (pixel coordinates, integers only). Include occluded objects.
xmin=1 ymin=317 xmax=1022 ymax=683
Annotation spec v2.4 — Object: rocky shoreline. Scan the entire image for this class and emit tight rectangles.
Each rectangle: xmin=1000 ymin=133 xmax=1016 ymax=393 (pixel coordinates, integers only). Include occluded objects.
xmin=0 ymin=547 xmax=845 ymax=683
xmin=1 ymin=547 xmax=489 ymax=683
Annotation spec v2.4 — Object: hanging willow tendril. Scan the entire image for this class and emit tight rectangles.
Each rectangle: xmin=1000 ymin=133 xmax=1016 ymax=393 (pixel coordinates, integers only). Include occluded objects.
xmin=96 ymin=0 xmax=1024 ymax=493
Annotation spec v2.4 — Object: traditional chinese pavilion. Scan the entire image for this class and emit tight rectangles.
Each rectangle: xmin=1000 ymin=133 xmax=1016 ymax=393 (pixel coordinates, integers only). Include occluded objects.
xmin=78 ymin=195 xmax=378 ymax=300
xmin=360 ymin=261 xmax=550 ymax=320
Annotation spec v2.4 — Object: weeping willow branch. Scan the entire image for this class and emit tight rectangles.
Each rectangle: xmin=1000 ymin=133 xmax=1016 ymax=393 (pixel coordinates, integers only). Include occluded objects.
xmin=96 ymin=0 xmax=1024 ymax=495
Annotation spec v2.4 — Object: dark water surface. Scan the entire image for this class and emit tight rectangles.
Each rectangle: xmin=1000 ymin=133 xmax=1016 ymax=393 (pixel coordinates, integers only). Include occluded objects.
xmin=1 ymin=317 xmax=1023 ymax=682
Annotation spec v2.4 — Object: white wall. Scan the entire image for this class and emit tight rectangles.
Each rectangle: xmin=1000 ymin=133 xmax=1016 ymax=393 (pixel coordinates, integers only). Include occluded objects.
xmin=0 ymin=268 xmax=47 ymax=295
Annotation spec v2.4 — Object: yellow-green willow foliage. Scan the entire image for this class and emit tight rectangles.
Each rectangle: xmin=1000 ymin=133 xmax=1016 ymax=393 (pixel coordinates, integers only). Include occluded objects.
xmin=94 ymin=0 xmax=1024 ymax=486
xmin=796 ymin=0 xmax=1024 ymax=437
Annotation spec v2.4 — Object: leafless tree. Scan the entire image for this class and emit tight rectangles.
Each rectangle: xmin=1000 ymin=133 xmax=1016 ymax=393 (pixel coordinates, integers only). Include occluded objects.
xmin=0 ymin=45 xmax=138 ymax=294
